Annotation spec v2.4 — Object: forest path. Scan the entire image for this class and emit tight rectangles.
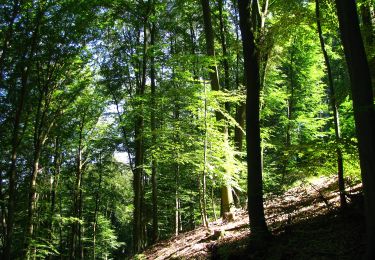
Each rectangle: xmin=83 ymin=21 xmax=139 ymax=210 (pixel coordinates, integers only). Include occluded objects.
xmin=141 ymin=176 xmax=364 ymax=259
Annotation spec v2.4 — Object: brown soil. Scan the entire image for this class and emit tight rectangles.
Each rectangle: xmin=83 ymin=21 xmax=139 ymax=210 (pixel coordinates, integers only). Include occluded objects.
xmin=140 ymin=176 xmax=365 ymax=260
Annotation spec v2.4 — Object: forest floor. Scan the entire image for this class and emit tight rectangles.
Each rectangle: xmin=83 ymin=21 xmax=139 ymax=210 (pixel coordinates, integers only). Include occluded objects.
xmin=140 ymin=176 xmax=365 ymax=260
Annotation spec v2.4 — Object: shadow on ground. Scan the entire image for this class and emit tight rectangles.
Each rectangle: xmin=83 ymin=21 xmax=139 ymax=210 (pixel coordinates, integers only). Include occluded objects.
xmin=141 ymin=177 xmax=366 ymax=260
xmin=212 ymin=191 xmax=365 ymax=259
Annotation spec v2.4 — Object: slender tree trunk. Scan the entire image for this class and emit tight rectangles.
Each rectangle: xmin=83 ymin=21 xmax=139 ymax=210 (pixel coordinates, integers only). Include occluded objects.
xmin=335 ymin=1 xmax=375 ymax=259
xmin=202 ymin=82 xmax=209 ymax=227
xmin=93 ymin=155 xmax=103 ymax=260
xmin=238 ymin=0 xmax=269 ymax=237
xmin=359 ymin=1 xmax=374 ymax=46
xmin=26 ymin=79 xmax=57 ymax=258
xmin=4 ymin=102 xmax=23 ymax=260
xmin=316 ymin=0 xmax=347 ymax=209
xmin=218 ymin=0 xmax=231 ymax=115
xmin=4 ymin=56 xmax=30 ymax=260
xmin=359 ymin=1 xmax=375 ymax=96
xmin=218 ymin=1 xmax=237 ymax=214
xmin=133 ymin=19 xmax=149 ymax=253
xmin=150 ymin=22 xmax=159 ymax=244
xmin=189 ymin=21 xmax=209 ymax=227
xmin=282 ymin=45 xmax=295 ymax=183
xmin=48 ymin=137 xmax=61 ymax=259
xmin=0 ymin=0 xmax=21 ymax=83
xmin=201 ymin=0 xmax=233 ymax=216
xmin=173 ymin=99 xmax=182 ymax=235
xmin=58 ymin=180 xmax=63 ymax=260
xmin=25 ymin=84 xmax=46 ymax=257
xmin=70 ymin=117 xmax=85 ymax=259
xmin=4 ymin=6 xmax=43 ymax=258
xmin=233 ymin=2 xmax=245 ymax=154
xmin=200 ymin=0 xmax=220 ymax=93
xmin=78 ymin=175 xmax=84 ymax=259
xmin=234 ymin=104 xmax=246 ymax=152
xmin=211 ymin=186 xmax=217 ymax=220
xmin=25 ymin=147 xmax=42 ymax=258
xmin=175 ymin=165 xmax=180 ymax=236
xmin=286 ymin=45 xmax=295 ymax=148
xmin=258 ymin=0 xmax=270 ymax=92
xmin=0 ymin=170 xmax=5 ymax=247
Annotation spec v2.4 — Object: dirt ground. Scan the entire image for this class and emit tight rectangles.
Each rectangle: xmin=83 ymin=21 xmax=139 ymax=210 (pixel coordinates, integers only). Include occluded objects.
xmin=141 ymin=176 xmax=365 ymax=260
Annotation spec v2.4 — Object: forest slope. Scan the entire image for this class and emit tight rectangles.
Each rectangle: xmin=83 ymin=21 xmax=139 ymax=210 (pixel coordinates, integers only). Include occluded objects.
xmin=140 ymin=176 xmax=365 ymax=259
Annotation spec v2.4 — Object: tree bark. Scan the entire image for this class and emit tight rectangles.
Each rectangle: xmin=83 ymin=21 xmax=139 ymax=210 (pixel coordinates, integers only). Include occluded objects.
xmin=316 ymin=0 xmax=347 ymax=209
xmin=201 ymin=0 xmax=220 ymax=93
xmin=334 ymin=1 xmax=375 ymax=259
xmin=234 ymin=103 xmax=246 ymax=152
xmin=150 ymin=22 xmax=159 ymax=244
xmin=359 ymin=1 xmax=375 ymax=96
xmin=360 ymin=1 xmax=374 ymax=47
xmin=70 ymin=116 xmax=85 ymax=259
xmin=238 ymin=0 xmax=269 ymax=237
xmin=201 ymin=0 xmax=233 ymax=216
xmin=218 ymin=0 xmax=231 ymax=115
xmin=93 ymin=154 xmax=103 ymax=260
xmin=133 ymin=19 xmax=149 ymax=253
xmin=0 ymin=0 xmax=21 ymax=83
xmin=5 ymin=7 xmax=43 ymax=256
xmin=286 ymin=45 xmax=295 ymax=148
xmin=202 ymin=82 xmax=209 ymax=227
xmin=48 ymin=137 xmax=61 ymax=259
xmin=233 ymin=5 xmax=245 ymax=153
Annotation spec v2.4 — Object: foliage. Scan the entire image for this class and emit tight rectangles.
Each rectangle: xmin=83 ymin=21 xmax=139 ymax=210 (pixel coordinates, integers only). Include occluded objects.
xmin=0 ymin=0 xmax=367 ymax=258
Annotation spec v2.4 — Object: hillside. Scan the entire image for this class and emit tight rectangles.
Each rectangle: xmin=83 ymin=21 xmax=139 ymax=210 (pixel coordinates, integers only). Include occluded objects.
xmin=140 ymin=176 xmax=365 ymax=259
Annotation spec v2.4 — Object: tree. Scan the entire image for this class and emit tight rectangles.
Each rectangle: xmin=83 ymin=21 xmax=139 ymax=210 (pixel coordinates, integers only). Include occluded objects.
xmin=315 ymin=0 xmax=346 ymax=209
xmin=201 ymin=0 xmax=234 ymax=218
xmin=237 ymin=0 xmax=269 ymax=237
xmin=334 ymin=1 xmax=375 ymax=258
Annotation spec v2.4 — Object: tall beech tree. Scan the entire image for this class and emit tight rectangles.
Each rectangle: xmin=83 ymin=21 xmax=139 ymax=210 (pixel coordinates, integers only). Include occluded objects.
xmin=201 ymin=0 xmax=234 ymax=217
xmin=238 ymin=0 xmax=269 ymax=237
xmin=315 ymin=0 xmax=346 ymax=209
xmin=334 ymin=1 xmax=375 ymax=259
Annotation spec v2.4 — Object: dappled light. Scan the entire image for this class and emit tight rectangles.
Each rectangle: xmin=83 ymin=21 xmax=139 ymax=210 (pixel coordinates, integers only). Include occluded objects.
xmin=0 ymin=0 xmax=373 ymax=259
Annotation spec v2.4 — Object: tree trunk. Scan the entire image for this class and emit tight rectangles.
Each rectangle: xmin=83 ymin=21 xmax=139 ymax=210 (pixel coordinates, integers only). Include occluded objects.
xmin=201 ymin=0 xmax=220 ymax=93
xmin=238 ymin=0 xmax=269 ymax=237
xmin=218 ymin=0 xmax=231 ymax=116
xmin=150 ymin=22 xmax=159 ymax=244
xmin=286 ymin=45 xmax=295 ymax=148
xmin=316 ymin=0 xmax=347 ymax=209
xmin=334 ymin=1 xmax=375 ymax=259
xmin=25 ymin=83 xmax=47 ymax=257
xmin=48 ymin=137 xmax=61 ymax=259
xmin=0 ymin=0 xmax=21 ymax=83
xmin=234 ymin=103 xmax=246 ymax=152
xmin=221 ymin=185 xmax=233 ymax=214
xmin=25 ymin=147 xmax=41 ymax=257
xmin=175 ymin=170 xmax=180 ymax=236
xmin=93 ymin=155 xmax=103 ymax=260
xmin=201 ymin=0 xmax=233 ymax=216
xmin=202 ymin=82 xmax=209 ymax=227
xmin=4 ymin=6 xmax=43 ymax=258
xmin=0 ymin=169 xmax=5 ymax=247
xmin=173 ymin=99 xmax=182 ymax=235
xmin=70 ymin=117 xmax=85 ymax=259
xmin=359 ymin=1 xmax=375 ymax=96
xmin=133 ymin=19 xmax=148 ymax=253
xmin=360 ymin=1 xmax=374 ymax=47
xmin=233 ymin=6 xmax=246 ymax=153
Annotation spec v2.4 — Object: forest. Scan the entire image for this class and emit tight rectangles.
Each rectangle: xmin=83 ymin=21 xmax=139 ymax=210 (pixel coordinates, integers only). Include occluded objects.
xmin=0 ymin=0 xmax=374 ymax=259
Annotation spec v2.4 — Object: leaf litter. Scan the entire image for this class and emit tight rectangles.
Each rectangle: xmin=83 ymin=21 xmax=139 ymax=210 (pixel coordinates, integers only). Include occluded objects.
xmin=141 ymin=176 xmax=365 ymax=259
